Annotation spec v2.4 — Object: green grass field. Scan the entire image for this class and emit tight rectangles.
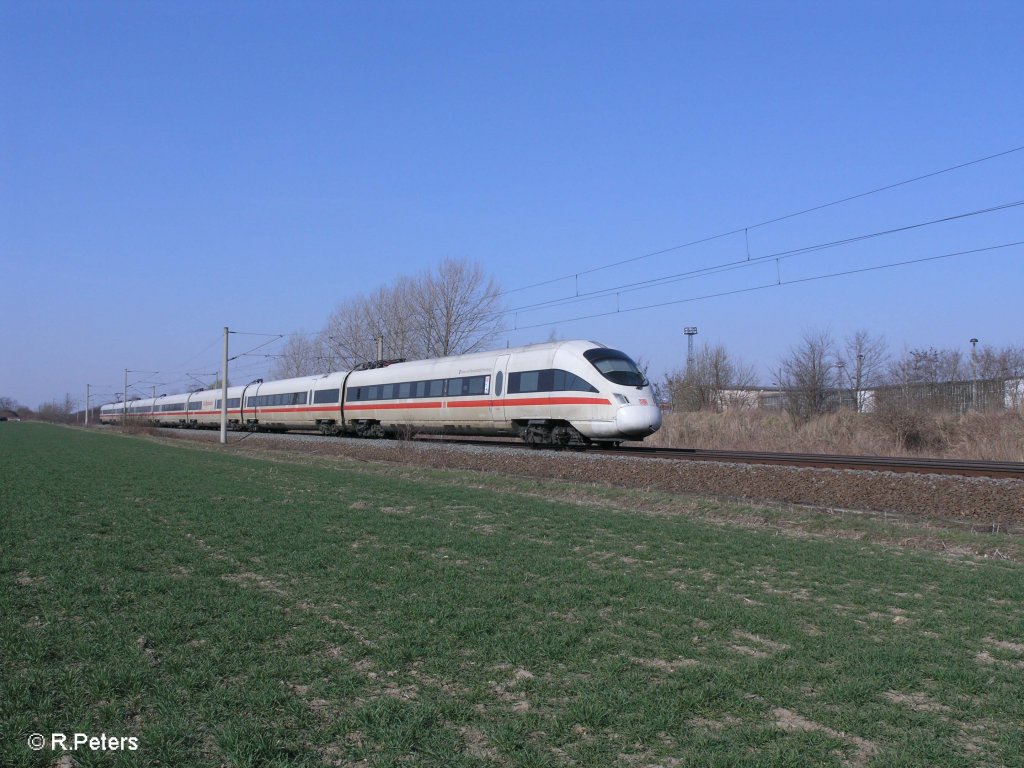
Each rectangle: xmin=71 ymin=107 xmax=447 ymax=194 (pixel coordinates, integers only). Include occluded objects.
xmin=2 ymin=423 xmax=1022 ymax=767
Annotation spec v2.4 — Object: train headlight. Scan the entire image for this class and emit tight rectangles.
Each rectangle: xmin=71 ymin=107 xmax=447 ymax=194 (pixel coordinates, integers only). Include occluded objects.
xmin=613 ymin=393 xmax=630 ymax=405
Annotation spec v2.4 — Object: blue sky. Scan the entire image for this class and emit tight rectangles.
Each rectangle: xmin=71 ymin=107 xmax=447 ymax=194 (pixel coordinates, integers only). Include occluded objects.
xmin=2 ymin=0 xmax=1022 ymax=408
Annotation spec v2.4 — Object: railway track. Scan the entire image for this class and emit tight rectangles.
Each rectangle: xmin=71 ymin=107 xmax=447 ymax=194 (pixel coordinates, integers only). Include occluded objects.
xmin=414 ymin=436 xmax=1024 ymax=480
xmin=141 ymin=427 xmax=1023 ymax=481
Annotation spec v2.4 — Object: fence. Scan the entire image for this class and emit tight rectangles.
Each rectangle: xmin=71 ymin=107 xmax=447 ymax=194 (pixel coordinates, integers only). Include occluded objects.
xmin=671 ymin=377 xmax=1024 ymax=415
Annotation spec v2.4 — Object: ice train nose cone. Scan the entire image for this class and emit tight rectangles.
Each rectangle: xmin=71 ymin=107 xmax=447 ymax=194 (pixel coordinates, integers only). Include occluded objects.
xmin=615 ymin=403 xmax=662 ymax=437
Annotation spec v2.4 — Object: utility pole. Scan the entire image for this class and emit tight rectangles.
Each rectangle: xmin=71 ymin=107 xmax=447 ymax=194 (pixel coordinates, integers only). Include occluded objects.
xmin=376 ymin=335 xmax=384 ymax=363
xmin=221 ymin=326 xmax=229 ymax=444
xmin=684 ymin=327 xmax=698 ymax=371
xmin=85 ymin=384 xmax=90 ymax=426
xmin=123 ymin=369 xmax=158 ymax=428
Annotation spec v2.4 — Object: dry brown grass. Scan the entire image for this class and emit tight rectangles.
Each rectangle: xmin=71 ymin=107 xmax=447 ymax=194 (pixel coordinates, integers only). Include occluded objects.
xmin=647 ymin=408 xmax=1024 ymax=462
xmin=120 ymin=416 xmax=162 ymax=437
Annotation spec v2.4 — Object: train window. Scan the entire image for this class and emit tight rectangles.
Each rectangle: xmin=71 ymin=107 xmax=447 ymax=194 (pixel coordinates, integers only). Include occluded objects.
xmin=398 ymin=382 xmax=411 ymax=398
xmin=510 ymin=371 xmax=539 ymax=393
xmin=508 ymin=369 xmax=598 ymax=394
xmin=314 ymin=388 xmax=340 ymax=404
xmin=444 ymin=376 xmax=487 ymax=397
xmin=583 ymin=348 xmax=648 ymax=388
xmin=495 ymin=371 xmax=503 ymax=396
xmin=426 ymin=379 xmax=444 ymax=398
xmin=251 ymin=391 xmax=307 ymax=407
xmin=560 ymin=372 xmax=598 ymax=393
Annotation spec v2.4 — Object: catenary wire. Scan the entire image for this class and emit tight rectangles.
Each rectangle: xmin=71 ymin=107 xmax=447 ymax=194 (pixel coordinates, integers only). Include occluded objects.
xmin=500 ymin=143 xmax=1024 ymax=296
xmin=497 ymin=199 xmax=1024 ymax=317
xmin=507 ymin=241 xmax=1024 ymax=332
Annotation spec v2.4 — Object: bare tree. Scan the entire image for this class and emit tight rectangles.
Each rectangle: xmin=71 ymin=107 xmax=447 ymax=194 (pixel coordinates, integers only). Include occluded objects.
xmin=838 ymin=330 xmax=888 ymax=388
xmin=973 ymin=343 xmax=1024 ymax=380
xmin=321 ymin=258 xmax=504 ymax=368
xmin=774 ymin=329 xmax=839 ymax=421
xmin=888 ymin=347 xmax=964 ymax=385
xmin=367 ymin=276 xmax=428 ymax=361
xmin=36 ymin=393 xmax=77 ymax=423
xmin=416 ymin=258 xmax=504 ymax=358
xmin=665 ymin=343 xmax=758 ymax=412
xmin=270 ymin=331 xmax=321 ymax=379
xmin=321 ymin=298 xmax=372 ymax=370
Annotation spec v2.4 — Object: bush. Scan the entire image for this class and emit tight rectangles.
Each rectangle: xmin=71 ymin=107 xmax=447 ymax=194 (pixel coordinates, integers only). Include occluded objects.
xmin=872 ymin=404 xmax=948 ymax=453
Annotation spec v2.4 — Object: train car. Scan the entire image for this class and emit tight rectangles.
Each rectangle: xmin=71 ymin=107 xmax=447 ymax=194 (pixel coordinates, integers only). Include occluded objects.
xmin=99 ymin=401 xmax=121 ymax=424
xmin=337 ymin=339 xmax=660 ymax=445
xmin=98 ymin=340 xmax=661 ymax=446
xmin=232 ymin=373 xmax=346 ymax=432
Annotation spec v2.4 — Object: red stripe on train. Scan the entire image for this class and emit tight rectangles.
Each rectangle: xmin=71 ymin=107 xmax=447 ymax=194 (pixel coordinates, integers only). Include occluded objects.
xmin=111 ymin=397 xmax=612 ymax=417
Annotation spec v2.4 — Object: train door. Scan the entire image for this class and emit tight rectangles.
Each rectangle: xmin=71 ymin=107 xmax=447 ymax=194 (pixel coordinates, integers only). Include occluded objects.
xmin=489 ymin=355 xmax=509 ymax=426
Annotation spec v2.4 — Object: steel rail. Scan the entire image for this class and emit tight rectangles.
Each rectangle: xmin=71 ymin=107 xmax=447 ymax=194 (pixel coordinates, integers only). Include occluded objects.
xmin=139 ymin=427 xmax=1023 ymax=480
xmin=609 ymin=446 xmax=1024 ymax=480
xmin=413 ymin=436 xmax=1024 ymax=480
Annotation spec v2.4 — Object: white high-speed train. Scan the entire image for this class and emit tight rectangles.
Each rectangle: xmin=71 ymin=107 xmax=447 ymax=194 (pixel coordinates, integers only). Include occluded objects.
xmin=100 ymin=340 xmax=662 ymax=447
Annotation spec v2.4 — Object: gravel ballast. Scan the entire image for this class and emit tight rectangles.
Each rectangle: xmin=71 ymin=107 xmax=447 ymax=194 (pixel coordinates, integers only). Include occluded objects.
xmin=153 ymin=430 xmax=1024 ymax=527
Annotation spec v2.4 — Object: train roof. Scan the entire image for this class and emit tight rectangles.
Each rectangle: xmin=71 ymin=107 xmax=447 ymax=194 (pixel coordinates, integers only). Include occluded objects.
xmin=99 ymin=340 xmax=613 ymax=407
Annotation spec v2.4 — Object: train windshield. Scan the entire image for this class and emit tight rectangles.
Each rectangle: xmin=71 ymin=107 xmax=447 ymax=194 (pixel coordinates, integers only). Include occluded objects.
xmin=583 ymin=348 xmax=648 ymax=388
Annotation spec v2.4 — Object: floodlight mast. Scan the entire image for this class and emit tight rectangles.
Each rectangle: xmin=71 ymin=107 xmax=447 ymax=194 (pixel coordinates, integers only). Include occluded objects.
xmin=683 ymin=327 xmax=698 ymax=371
xmin=221 ymin=326 xmax=229 ymax=444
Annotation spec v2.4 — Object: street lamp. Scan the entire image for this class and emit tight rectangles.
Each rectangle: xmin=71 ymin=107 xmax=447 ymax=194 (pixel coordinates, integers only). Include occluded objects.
xmin=855 ymin=353 xmax=864 ymax=413
xmin=970 ymin=338 xmax=979 ymax=410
